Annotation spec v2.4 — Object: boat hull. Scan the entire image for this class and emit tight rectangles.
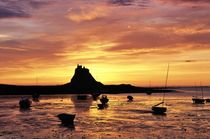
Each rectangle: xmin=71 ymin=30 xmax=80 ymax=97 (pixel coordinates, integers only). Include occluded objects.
xmin=127 ymin=95 xmax=133 ymax=101
xmin=19 ymin=99 xmax=32 ymax=109
xmin=100 ymin=95 xmax=109 ymax=105
xmin=97 ymin=104 xmax=105 ymax=109
xmin=57 ymin=114 xmax=76 ymax=126
xmin=97 ymin=104 xmax=108 ymax=109
xmin=205 ymin=99 xmax=210 ymax=103
xmin=152 ymin=106 xmax=167 ymax=114
xmin=192 ymin=98 xmax=205 ymax=104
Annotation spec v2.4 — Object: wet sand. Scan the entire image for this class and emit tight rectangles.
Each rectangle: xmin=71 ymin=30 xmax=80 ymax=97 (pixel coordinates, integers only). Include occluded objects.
xmin=0 ymin=89 xmax=210 ymax=139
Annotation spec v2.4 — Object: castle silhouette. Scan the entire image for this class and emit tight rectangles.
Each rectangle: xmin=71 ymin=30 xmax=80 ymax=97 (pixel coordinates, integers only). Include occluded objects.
xmin=67 ymin=64 xmax=103 ymax=93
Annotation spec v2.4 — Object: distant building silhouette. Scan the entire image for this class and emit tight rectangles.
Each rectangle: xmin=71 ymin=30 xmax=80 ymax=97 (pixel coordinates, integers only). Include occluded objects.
xmin=68 ymin=64 xmax=103 ymax=93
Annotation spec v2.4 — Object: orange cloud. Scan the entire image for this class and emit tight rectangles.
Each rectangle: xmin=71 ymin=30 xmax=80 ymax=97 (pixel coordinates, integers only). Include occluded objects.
xmin=67 ymin=4 xmax=110 ymax=22
xmin=0 ymin=0 xmax=210 ymax=86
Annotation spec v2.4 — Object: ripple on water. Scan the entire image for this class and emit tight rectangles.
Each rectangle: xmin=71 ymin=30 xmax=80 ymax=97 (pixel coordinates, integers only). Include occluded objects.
xmin=0 ymin=94 xmax=210 ymax=138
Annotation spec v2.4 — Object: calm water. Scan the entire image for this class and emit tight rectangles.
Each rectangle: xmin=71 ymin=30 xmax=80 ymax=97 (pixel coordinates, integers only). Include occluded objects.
xmin=0 ymin=88 xmax=210 ymax=139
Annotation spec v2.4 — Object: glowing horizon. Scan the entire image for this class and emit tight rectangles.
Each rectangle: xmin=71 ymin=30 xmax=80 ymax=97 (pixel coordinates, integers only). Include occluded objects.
xmin=0 ymin=0 xmax=210 ymax=86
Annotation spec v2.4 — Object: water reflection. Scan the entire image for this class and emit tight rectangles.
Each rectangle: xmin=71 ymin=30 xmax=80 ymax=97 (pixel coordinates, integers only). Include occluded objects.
xmin=1 ymin=90 xmax=210 ymax=138
xmin=70 ymin=94 xmax=93 ymax=111
xmin=19 ymin=108 xmax=32 ymax=113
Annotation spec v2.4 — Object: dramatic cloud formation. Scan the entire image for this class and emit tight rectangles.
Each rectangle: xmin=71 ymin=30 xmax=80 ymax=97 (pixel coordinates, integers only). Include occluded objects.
xmin=0 ymin=6 xmax=29 ymax=18
xmin=0 ymin=0 xmax=210 ymax=86
xmin=67 ymin=5 xmax=109 ymax=22
xmin=0 ymin=0 xmax=51 ymax=18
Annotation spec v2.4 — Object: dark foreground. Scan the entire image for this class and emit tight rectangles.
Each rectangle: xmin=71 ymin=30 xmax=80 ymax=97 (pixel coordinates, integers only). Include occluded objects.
xmin=0 ymin=89 xmax=210 ymax=139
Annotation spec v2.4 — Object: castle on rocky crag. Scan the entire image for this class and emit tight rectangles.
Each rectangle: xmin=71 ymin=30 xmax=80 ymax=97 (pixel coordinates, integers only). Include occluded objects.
xmin=69 ymin=64 xmax=103 ymax=93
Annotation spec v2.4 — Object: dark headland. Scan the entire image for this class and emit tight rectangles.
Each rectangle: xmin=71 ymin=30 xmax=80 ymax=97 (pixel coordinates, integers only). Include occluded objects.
xmin=0 ymin=65 xmax=173 ymax=95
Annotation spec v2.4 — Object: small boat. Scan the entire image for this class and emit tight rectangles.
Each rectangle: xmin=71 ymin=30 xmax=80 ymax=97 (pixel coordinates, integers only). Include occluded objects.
xmin=32 ymin=93 xmax=40 ymax=101
xmin=152 ymin=63 xmax=169 ymax=114
xmin=192 ymin=98 xmax=205 ymax=104
xmin=127 ymin=95 xmax=133 ymax=101
xmin=97 ymin=104 xmax=105 ymax=109
xmin=205 ymin=99 xmax=210 ymax=103
xmin=100 ymin=95 xmax=109 ymax=105
xmin=19 ymin=97 xmax=32 ymax=109
xmin=192 ymin=83 xmax=205 ymax=104
xmin=57 ymin=113 xmax=76 ymax=126
xmin=152 ymin=102 xmax=167 ymax=114
xmin=97 ymin=103 xmax=108 ymax=109
xmin=98 ymin=95 xmax=109 ymax=109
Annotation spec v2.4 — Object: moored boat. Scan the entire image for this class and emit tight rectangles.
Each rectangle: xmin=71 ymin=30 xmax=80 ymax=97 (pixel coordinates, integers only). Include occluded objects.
xmin=100 ymin=95 xmax=109 ymax=105
xmin=192 ymin=83 xmax=205 ymax=104
xmin=151 ymin=63 xmax=169 ymax=115
xmin=19 ymin=97 xmax=32 ymax=109
xmin=32 ymin=93 xmax=40 ymax=101
xmin=57 ymin=113 xmax=76 ymax=126
xmin=97 ymin=104 xmax=105 ymax=109
xmin=152 ymin=102 xmax=167 ymax=114
xmin=127 ymin=95 xmax=133 ymax=101
xmin=192 ymin=98 xmax=205 ymax=104
xmin=205 ymin=98 xmax=210 ymax=103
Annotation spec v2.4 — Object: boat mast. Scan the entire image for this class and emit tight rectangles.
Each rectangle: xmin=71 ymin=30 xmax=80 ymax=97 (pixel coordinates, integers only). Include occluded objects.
xmin=162 ymin=63 xmax=170 ymax=103
xmin=200 ymin=82 xmax=204 ymax=98
xmin=194 ymin=83 xmax=197 ymax=98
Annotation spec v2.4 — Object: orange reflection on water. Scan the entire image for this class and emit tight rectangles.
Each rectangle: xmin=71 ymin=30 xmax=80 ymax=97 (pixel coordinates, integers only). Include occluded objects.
xmin=0 ymin=91 xmax=210 ymax=138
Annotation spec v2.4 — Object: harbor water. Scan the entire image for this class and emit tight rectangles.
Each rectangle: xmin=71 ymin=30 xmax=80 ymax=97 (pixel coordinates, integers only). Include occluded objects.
xmin=0 ymin=88 xmax=210 ymax=139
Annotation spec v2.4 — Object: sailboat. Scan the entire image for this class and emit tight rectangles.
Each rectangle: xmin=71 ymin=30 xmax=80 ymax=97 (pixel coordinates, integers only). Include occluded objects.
xmin=192 ymin=83 xmax=205 ymax=104
xmin=151 ymin=64 xmax=169 ymax=114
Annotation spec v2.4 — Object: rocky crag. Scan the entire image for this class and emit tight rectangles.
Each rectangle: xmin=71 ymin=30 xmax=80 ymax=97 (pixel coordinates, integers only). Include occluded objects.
xmin=65 ymin=64 xmax=103 ymax=93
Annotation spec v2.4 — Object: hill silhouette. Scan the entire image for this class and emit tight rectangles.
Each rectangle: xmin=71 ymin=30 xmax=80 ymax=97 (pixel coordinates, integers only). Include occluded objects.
xmin=0 ymin=65 xmax=173 ymax=95
xmin=65 ymin=65 xmax=103 ymax=93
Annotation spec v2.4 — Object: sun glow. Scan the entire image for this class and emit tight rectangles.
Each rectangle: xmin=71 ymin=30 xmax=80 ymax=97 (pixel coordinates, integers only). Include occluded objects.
xmin=0 ymin=0 xmax=210 ymax=86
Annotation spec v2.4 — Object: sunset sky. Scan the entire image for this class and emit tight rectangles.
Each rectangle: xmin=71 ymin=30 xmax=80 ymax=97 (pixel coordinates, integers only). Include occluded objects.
xmin=0 ymin=0 xmax=210 ymax=86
